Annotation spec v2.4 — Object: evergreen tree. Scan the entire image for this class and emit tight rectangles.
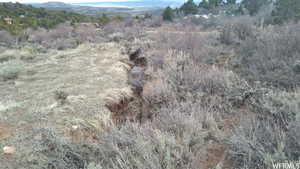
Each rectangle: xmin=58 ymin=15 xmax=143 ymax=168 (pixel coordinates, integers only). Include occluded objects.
xmin=272 ymin=0 xmax=300 ymax=24
xmin=208 ymin=0 xmax=224 ymax=8
xmin=242 ymin=0 xmax=271 ymax=15
xmin=199 ymin=0 xmax=210 ymax=9
xmin=98 ymin=14 xmax=110 ymax=25
xmin=226 ymin=0 xmax=236 ymax=5
xmin=180 ymin=0 xmax=199 ymax=15
xmin=163 ymin=6 xmax=174 ymax=21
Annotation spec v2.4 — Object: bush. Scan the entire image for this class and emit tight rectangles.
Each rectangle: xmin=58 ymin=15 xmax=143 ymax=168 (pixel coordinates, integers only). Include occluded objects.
xmin=0 ymin=128 xmax=88 ymax=169
xmin=272 ymin=0 xmax=300 ymax=24
xmin=143 ymin=17 xmax=162 ymax=28
xmin=48 ymin=23 xmax=73 ymax=40
xmin=152 ymin=31 xmax=222 ymax=64
xmin=220 ymin=16 xmax=255 ymax=45
xmin=27 ymin=28 xmax=48 ymax=43
xmin=241 ymin=0 xmax=271 ymax=16
xmin=163 ymin=6 xmax=175 ymax=21
xmin=28 ymin=23 xmax=91 ymax=50
xmin=229 ymin=90 xmax=300 ymax=169
xmin=220 ymin=23 xmax=234 ymax=45
xmin=0 ymin=61 xmax=23 ymax=81
xmin=144 ymin=51 xmax=252 ymax=116
xmin=232 ymin=23 xmax=300 ymax=90
xmin=74 ymin=24 xmax=99 ymax=43
xmin=180 ymin=0 xmax=199 ymax=15
xmin=87 ymin=121 xmax=206 ymax=169
xmin=262 ymin=90 xmax=300 ymax=128
xmin=229 ymin=117 xmax=288 ymax=169
xmin=0 ymin=30 xmax=14 ymax=47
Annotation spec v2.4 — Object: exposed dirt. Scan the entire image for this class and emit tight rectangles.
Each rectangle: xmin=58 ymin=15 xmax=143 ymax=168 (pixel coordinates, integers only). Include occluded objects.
xmin=0 ymin=124 xmax=12 ymax=141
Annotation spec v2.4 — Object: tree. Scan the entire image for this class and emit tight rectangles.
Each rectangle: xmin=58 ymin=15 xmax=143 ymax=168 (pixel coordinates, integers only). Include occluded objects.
xmin=272 ymin=0 xmax=300 ymax=24
xmin=98 ymin=14 xmax=110 ymax=25
xmin=199 ymin=0 xmax=210 ymax=9
xmin=242 ymin=0 xmax=271 ymax=15
xmin=163 ymin=6 xmax=174 ymax=21
xmin=226 ymin=0 xmax=236 ymax=5
xmin=180 ymin=0 xmax=199 ymax=15
xmin=208 ymin=0 xmax=224 ymax=8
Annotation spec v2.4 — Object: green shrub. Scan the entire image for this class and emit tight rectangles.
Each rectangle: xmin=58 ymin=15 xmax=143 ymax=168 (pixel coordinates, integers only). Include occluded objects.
xmin=163 ymin=6 xmax=175 ymax=21
xmin=272 ymin=0 xmax=300 ymax=24
xmin=241 ymin=0 xmax=272 ymax=16
xmin=0 ymin=61 xmax=23 ymax=81
xmin=180 ymin=0 xmax=199 ymax=15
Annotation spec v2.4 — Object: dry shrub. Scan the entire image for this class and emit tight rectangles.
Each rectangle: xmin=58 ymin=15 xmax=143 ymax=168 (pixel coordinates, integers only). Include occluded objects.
xmin=220 ymin=23 xmax=234 ymax=45
xmin=183 ymin=16 xmax=219 ymax=30
xmin=0 ymin=30 xmax=15 ymax=47
xmin=28 ymin=23 xmax=103 ymax=50
xmin=229 ymin=117 xmax=287 ymax=169
xmin=139 ymin=17 xmax=163 ymax=28
xmin=49 ymin=23 xmax=73 ymax=39
xmin=220 ymin=16 xmax=255 ymax=45
xmin=51 ymin=38 xmax=78 ymax=50
xmin=232 ymin=22 xmax=300 ymax=89
xmin=103 ymin=21 xmax=145 ymax=42
xmin=103 ymin=22 xmax=125 ymax=35
xmin=229 ymin=90 xmax=300 ymax=169
xmin=88 ymin=104 xmax=211 ymax=169
xmin=262 ymin=90 xmax=300 ymax=128
xmin=151 ymin=31 xmax=222 ymax=65
xmin=0 ymin=60 xmax=23 ymax=81
xmin=144 ymin=51 xmax=253 ymax=116
xmin=28 ymin=24 xmax=76 ymax=50
xmin=27 ymin=28 xmax=48 ymax=43
xmin=0 ymin=110 xmax=207 ymax=169
xmin=74 ymin=24 xmax=102 ymax=43
xmin=0 ymin=128 xmax=89 ymax=169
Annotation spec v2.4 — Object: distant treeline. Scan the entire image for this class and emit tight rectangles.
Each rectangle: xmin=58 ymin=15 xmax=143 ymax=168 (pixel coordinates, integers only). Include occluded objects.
xmin=0 ymin=2 xmax=125 ymax=35
xmin=163 ymin=0 xmax=300 ymax=24
xmin=0 ymin=2 xmax=94 ymax=35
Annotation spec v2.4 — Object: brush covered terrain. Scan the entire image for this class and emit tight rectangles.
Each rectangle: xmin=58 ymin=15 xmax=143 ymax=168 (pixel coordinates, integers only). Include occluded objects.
xmin=0 ymin=1 xmax=300 ymax=169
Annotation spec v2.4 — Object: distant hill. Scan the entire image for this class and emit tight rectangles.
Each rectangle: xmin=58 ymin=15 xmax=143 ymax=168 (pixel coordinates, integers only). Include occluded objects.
xmin=75 ymin=0 xmax=183 ymax=8
xmin=0 ymin=2 xmax=91 ymax=34
xmin=32 ymin=1 xmax=167 ymax=17
xmin=37 ymin=2 xmax=72 ymax=8
xmin=32 ymin=2 xmax=135 ymax=17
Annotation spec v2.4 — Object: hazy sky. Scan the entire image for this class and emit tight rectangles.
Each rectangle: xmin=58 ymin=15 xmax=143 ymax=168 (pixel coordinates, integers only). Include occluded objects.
xmin=0 ymin=0 xmax=183 ymax=3
xmin=0 ymin=0 xmax=148 ymax=3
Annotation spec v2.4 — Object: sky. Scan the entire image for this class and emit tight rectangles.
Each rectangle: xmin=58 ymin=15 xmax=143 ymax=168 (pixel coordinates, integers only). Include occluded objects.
xmin=0 ymin=0 xmax=184 ymax=3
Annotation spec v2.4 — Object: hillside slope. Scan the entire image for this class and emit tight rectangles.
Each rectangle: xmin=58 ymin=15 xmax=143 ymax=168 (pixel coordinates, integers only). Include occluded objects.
xmin=0 ymin=42 xmax=130 ymax=146
xmin=0 ymin=2 xmax=90 ymax=34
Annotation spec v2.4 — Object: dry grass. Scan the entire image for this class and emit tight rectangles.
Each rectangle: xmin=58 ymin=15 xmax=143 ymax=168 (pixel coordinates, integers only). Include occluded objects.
xmin=231 ymin=22 xmax=300 ymax=90
xmin=1 ymin=17 xmax=300 ymax=169
xmin=0 ymin=41 xmax=131 ymax=168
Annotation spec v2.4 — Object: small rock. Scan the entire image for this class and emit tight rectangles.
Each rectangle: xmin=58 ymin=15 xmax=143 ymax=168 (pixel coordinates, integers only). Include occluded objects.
xmin=71 ymin=125 xmax=79 ymax=130
xmin=3 ymin=146 xmax=15 ymax=155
